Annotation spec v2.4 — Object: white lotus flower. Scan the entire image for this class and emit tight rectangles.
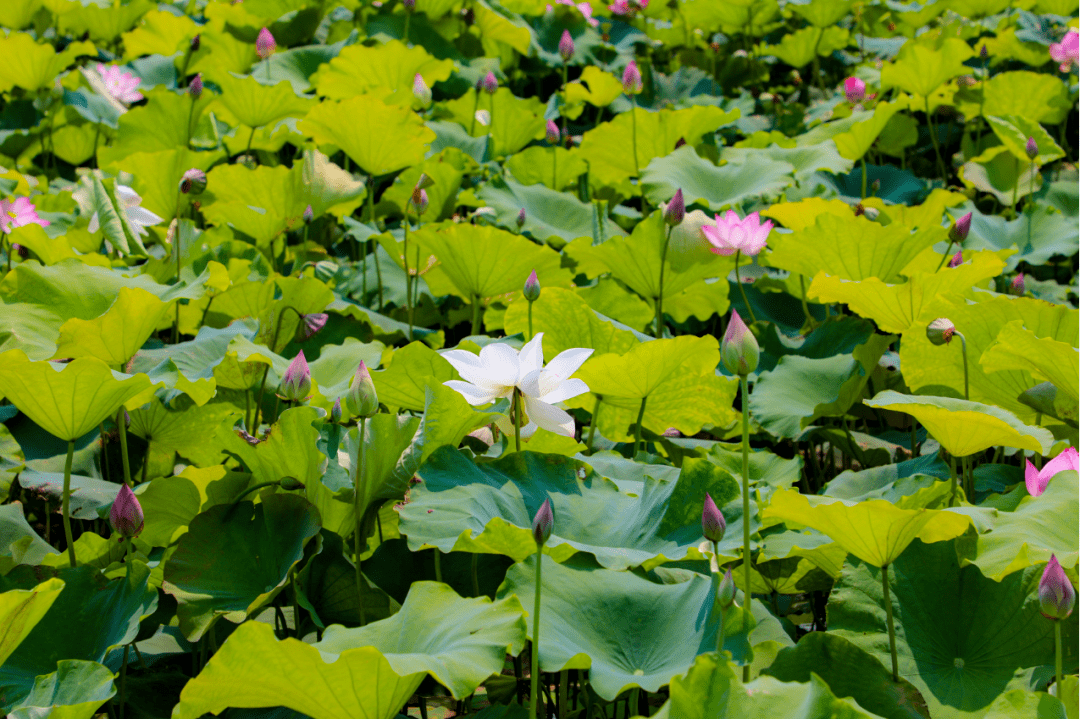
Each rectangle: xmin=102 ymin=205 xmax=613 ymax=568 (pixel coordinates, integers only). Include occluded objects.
xmin=442 ymin=332 xmax=593 ymax=438
xmin=88 ymin=185 xmax=164 ymax=238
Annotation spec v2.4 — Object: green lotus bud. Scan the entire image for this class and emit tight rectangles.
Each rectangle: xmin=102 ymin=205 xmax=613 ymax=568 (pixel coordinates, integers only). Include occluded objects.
xmin=721 ymin=310 xmax=758 ymax=376
xmin=718 ymin=569 xmax=736 ymax=608
xmin=345 ymin=360 xmax=379 ymax=418
xmin=279 ymin=477 xmax=305 ymax=491
xmin=532 ymin=498 xmax=553 ymax=546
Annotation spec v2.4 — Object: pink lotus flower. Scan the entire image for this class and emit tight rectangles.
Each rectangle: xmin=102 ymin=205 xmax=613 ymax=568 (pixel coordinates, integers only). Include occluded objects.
xmin=558 ymin=29 xmax=575 ymax=61
xmin=609 ymin=0 xmax=647 ymax=15
xmin=96 ymin=64 xmax=143 ymax=104
xmin=703 ymin=210 xmax=772 ymax=257
xmin=1049 ymin=29 xmax=1079 ymax=73
xmin=1026 ymin=447 xmax=1079 ymax=497
xmin=622 ymin=60 xmax=642 ymax=94
xmin=546 ymin=119 xmax=560 ymax=145
xmin=721 ymin=309 xmax=759 ymax=376
xmin=277 ymin=350 xmax=311 ymax=402
xmin=844 ymin=76 xmax=865 ymax=104
xmin=256 ymin=27 xmax=276 ymax=59
xmin=1038 ymin=555 xmax=1076 ymax=620
xmin=0 ymin=196 xmax=49 ymax=233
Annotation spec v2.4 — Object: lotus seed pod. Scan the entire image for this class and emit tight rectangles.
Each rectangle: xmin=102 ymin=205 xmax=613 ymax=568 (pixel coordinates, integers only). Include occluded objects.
xmin=413 ymin=73 xmax=431 ymax=106
xmin=279 ymin=476 xmax=305 ymax=490
xmin=294 ymin=312 xmax=328 ymax=342
xmin=721 ymin=310 xmax=759 ymax=376
xmin=189 ymin=73 xmax=203 ymax=100
xmin=346 ymin=360 xmax=379 ymax=418
xmin=516 ymin=207 xmax=527 ymax=229
xmin=702 ymin=492 xmax=726 ymax=543
xmin=1025 ymin=136 xmax=1038 ymax=160
xmin=303 ymin=204 xmax=314 ymax=225
xmin=110 ymin=483 xmax=144 ymax=539
xmin=481 ymin=71 xmax=499 ymax=95
xmin=718 ymin=568 xmax=736 ymax=608
xmin=532 ymin=498 xmax=553 ymax=546
xmin=256 ymin=27 xmax=276 ymax=59
xmin=278 ymin=350 xmax=312 ymax=402
xmin=948 ymin=250 xmax=963 ymax=268
xmin=664 ymin=188 xmax=685 ymax=226
xmin=559 ymin=29 xmax=575 ymax=62
xmin=1039 ymin=555 xmax=1075 ymax=620
xmin=179 ymin=168 xmax=207 ymax=195
xmin=546 ymin=119 xmax=560 ymax=145
xmin=523 ymin=269 xmax=541 ymax=302
xmin=926 ymin=317 xmax=956 ymax=346
xmin=622 ymin=60 xmax=642 ymax=94
xmin=949 ymin=212 xmax=972 ymax=243
xmin=331 ymin=397 xmax=343 ymax=424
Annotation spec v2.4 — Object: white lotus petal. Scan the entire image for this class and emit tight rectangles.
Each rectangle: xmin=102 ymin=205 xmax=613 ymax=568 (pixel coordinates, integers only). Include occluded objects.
xmin=517 ymin=368 xmax=543 ymax=398
xmin=539 ymin=377 xmax=590 ymax=404
xmin=518 ymin=332 xmax=545 ymax=377
xmin=115 ymin=184 xmax=142 ymax=208
xmin=543 ymin=347 xmax=593 ymax=382
xmin=88 ymin=212 xmax=100 ymax=234
xmin=443 ymin=380 xmax=500 ymax=406
xmin=127 ymin=205 xmax=163 ymax=228
xmin=477 ymin=343 xmax=521 ymax=389
xmin=442 ymin=349 xmax=493 ymax=387
xmin=523 ymin=395 xmax=575 ymax=437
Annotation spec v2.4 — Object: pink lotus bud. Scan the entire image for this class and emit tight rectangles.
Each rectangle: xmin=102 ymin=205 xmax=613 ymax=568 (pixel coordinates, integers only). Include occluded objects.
xmin=295 ymin=312 xmax=328 ymax=341
xmin=481 ymin=71 xmax=499 ymax=95
xmin=303 ymin=204 xmax=314 ymax=225
xmin=413 ymin=73 xmax=431 ymax=105
xmin=622 ymin=60 xmax=642 ymax=94
xmin=702 ymin=492 xmax=725 ymax=543
xmin=1039 ymin=555 xmax=1075 ymax=620
xmin=948 ymin=250 xmax=963 ymax=268
xmin=404 ymin=0 xmax=415 ymax=11
xmin=1010 ymin=274 xmax=1025 ymax=295
xmin=721 ymin=310 xmax=758 ymax=376
xmin=532 ymin=498 xmax=553 ymax=546
xmin=179 ymin=168 xmax=206 ymax=195
xmin=189 ymin=73 xmax=203 ymax=100
xmin=278 ymin=350 xmax=311 ymax=402
xmin=926 ymin=317 xmax=956 ymax=346
xmin=718 ymin=568 xmax=736 ymax=608
xmin=331 ymin=397 xmax=343 ymax=423
xmin=1025 ymin=136 xmax=1038 ymax=160
xmin=844 ymin=76 xmax=866 ymax=104
xmin=980 ymin=44 xmax=988 ymax=59
xmin=523 ymin=269 xmax=540 ymax=301
xmin=256 ymin=27 xmax=276 ymax=59
xmin=110 ymin=483 xmax=144 ymax=539
xmin=516 ymin=207 xmax=527 ymax=229
xmin=410 ymin=188 xmax=429 ymax=215
xmin=664 ymin=188 xmax=684 ymax=226
xmin=949 ymin=212 xmax=972 ymax=243
xmin=346 ymin=360 xmax=379 ymax=418
xmin=558 ymin=30 xmax=574 ymax=62
xmin=546 ymin=119 xmax=560 ymax=145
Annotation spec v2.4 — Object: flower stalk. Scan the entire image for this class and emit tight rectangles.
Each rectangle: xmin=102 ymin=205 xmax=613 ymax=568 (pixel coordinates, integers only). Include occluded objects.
xmin=62 ymin=440 xmax=76 ymax=567
xmin=882 ymin=563 xmax=899 ymax=682
xmin=528 ymin=499 xmax=553 ymax=719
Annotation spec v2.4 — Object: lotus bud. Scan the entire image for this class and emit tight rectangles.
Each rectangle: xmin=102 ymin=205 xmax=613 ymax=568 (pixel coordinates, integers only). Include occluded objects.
xmin=948 ymin=250 xmax=963 ymax=268
xmin=523 ymin=269 xmax=540 ymax=302
xmin=110 ymin=483 xmax=144 ymax=539
xmin=926 ymin=317 xmax=956 ymax=346
xmin=664 ymin=188 xmax=685 ymax=226
xmin=190 ymin=34 xmax=201 ymax=52
xmin=980 ymin=44 xmax=988 ymax=59
xmin=279 ymin=476 xmax=305 ymax=490
xmin=1025 ymin=136 xmax=1038 ymax=160
xmin=546 ymin=119 xmax=560 ymax=145
xmin=516 ymin=207 xmax=527 ymax=229
xmin=404 ymin=0 xmax=415 ymax=11
xmin=189 ymin=73 xmax=203 ymax=100
xmin=413 ymin=73 xmax=431 ymax=106
xmin=622 ymin=60 xmax=642 ymax=94
xmin=278 ymin=350 xmax=312 ymax=402
xmin=1039 ymin=555 xmax=1075 ymax=620
xmin=844 ymin=76 xmax=866 ymax=104
xmin=718 ymin=568 xmax=736 ymax=608
xmin=303 ymin=204 xmax=314 ymax=225
xmin=871 ymin=179 xmax=881 ymax=194
xmin=558 ymin=29 xmax=574 ymax=62
xmin=346 ymin=360 xmax=379 ymax=418
xmin=721 ymin=310 xmax=759 ymax=376
xmin=1010 ymin=274 xmax=1025 ymax=295
xmin=532 ymin=498 xmax=553 ymax=546
xmin=294 ymin=312 xmax=328 ymax=341
xmin=331 ymin=397 xmax=343 ymax=423
xmin=410 ymin=188 xmax=429 ymax=215
xmin=179 ymin=168 xmax=207 ymax=195
xmin=481 ymin=71 xmax=499 ymax=95
xmin=702 ymin=492 xmax=726 ymax=543
xmin=256 ymin=27 xmax=276 ymax=59
xmin=949 ymin=212 xmax=972 ymax=243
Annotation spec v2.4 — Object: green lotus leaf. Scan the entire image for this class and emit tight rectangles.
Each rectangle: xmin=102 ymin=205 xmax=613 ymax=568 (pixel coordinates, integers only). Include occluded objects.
xmin=128 ymin=399 xmax=235 ymax=472
xmin=0 ymin=578 xmax=65 ymax=668
xmin=574 ymin=335 xmax=719 ymax=400
xmin=829 ymin=538 xmax=1079 ymax=719
xmin=96 ymin=87 xmax=215 ymax=167
xmin=654 ymin=648 xmax=885 ymax=718
xmin=131 ymin=323 xmax=255 ymax=399
xmin=722 ymin=140 xmax=854 ymax=182
xmin=0 ymin=34 xmax=96 ymax=93
xmin=808 ymin=251 xmax=1007 ymax=333
xmin=737 ymin=555 xmax=833 ymax=594
xmin=577 ymin=280 xmax=655 ymax=333
xmin=642 ymin=145 xmax=794 ymax=211
xmin=749 ymin=334 xmax=893 ymax=440
xmin=60 ymin=0 xmax=152 ymax=41
xmin=46 ymin=122 xmax=98 ymax=166
xmin=75 ymin=173 xmax=146 ymax=257
xmin=4 ymin=224 xmax=105 ymax=268
xmin=371 ymin=341 xmax=456 ymax=412
xmin=767 ymin=213 xmax=943 ymax=284
xmin=473 ymin=0 xmax=532 ymax=55
xmin=832 ymin=99 xmax=910 ymax=161
xmin=762 ymin=26 xmax=850 ymax=68
xmin=762 ymin=632 xmax=929 ymax=719
xmin=707 ymin=443 xmax=805 ymax=491
xmin=162 ymin=492 xmax=322 ymax=640
xmin=417 ymin=222 xmax=573 ymax=300
xmin=215 ymin=74 xmax=317 ymax=132
xmin=790 ymin=0 xmax=853 ymax=26
xmin=377 ymin=148 xmax=473 ymax=221
xmin=135 ymin=466 xmax=246 ymax=547
xmin=578 ymin=106 xmax=739 ymax=195
xmin=762 ymin=487 xmax=971 ymax=567
xmin=121 ymin=8 xmax=198 ymax=58
xmin=980 ymin=321 xmax=1079 ymax=406
xmin=312 ymin=39 xmax=454 ymax=101
xmin=441 ymin=87 xmax=546 ymax=159
xmin=301 ymin=94 xmax=436 ymax=176
xmin=18 ymin=470 xmax=121 ymax=521
xmin=880 ymin=38 xmax=974 ymax=98
xmin=975 ymin=71 xmax=1072 ymax=125
xmin=0 ymin=424 xmax=26 ymax=503
xmin=0 ymin=351 xmax=153 ymax=441
xmin=504 ymin=146 xmax=588 ymax=191
xmin=964 ymin=473 xmax=1078 ymax=581
xmin=0 ymin=503 xmax=60 ymax=571
xmin=476 ymin=175 xmax=624 ymax=244
xmin=0 ymin=563 xmax=157 ymax=713
xmin=982 ymin=690 xmax=1068 ymax=719
xmin=960 ymin=145 xmax=1043 ymax=207
xmin=103 ymin=148 xmax=225 ymax=222
xmin=563 ymin=66 xmax=625 ymax=108
xmin=502 ymin=288 xmax=641 ymax=357
xmin=400 ymin=447 xmax=739 ymax=569
xmin=53 ymin=287 xmax=171 ymax=367
xmin=0 ymin=0 xmax=45 ymax=30
xmin=684 ymin=0 xmax=779 ymax=35
xmin=186 ymin=27 xmax=258 ymax=86
xmin=7 ymin=660 xmax=116 ymax=719
xmin=986 ymin=116 xmax=1066 ymax=166
xmin=900 ymin=295 xmax=1078 ymax=422
xmin=864 ymin=390 xmax=1054 ymax=456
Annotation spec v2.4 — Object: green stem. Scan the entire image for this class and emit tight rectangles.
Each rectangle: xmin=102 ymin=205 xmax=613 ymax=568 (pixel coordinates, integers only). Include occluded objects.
xmin=739 ymin=374 xmax=751 ymax=683
xmin=958 ymin=333 xmax=969 ymax=400
xmin=798 ymin=275 xmax=814 ymax=329
xmin=433 ymin=549 xmax=443 ymax=582
xmin=1027 ymin=164 xmax=1035 ymax=252
xmin=561 ymin=63 xmax=569 ymax=138
xmin=353 ymin=416 xmax=368 ymax=626
xmin=586 ymin=397 xmax=601 ymax=452
xmin=948 ymin=454 xmax=959 ymax=507
xmin=712 ymin=541 xmax=724 ymax=656
xmin=925 ymin=99 xmax=947 ymax=184
xmin=290 ymin=566 xmax=301 ymax=637
xmin=116 ymin=408 xmax=132 ymax=488
xmin=118 ymin=644 xmax=129 ymax=719
xmin=245 ymin=126 xmax=256 ymax=158
xmin=471 ymin=294 xmax=481 ymax=336
xmin=489 ymin=92 xmax=496 ymax=154
xmin=1011 ymin=157 xmax=1019 ymax=217
xmin=962 ymin=455 xmax=973 ymax=504
xmin=300 ymin=223 xmax=309 ymax=274
xmin=655 ymin=225 xmax=671 ymax=338
xmin=633 ymin=396 xmax=647 ymax=456
xmin=403 ymin=215 xmax=412 ymax=341
xmin=558 ymin=669 xmax=568 ymax=719
xmin=529 ymin=553 xmax=544 ymax=719
xmin=470 ymin=90 xmax=480 ymax=136
xmin=513 ymin=388 xmax=522 ymax=454
xmin=882 ymin=563 xmax=899 ymax=682
xmin=527 ymin=301 xmax=534 ymax=342
xmin=1055 ymin=619 xmax=1063 ymax=698
xmin=734 ymin=251 xmax=757 ymax=324
xmin=62 ymin=440 xmax=76 ymax=567
xmin=860 ymin=158 xmax=868 ymax=199
xmin=910 ymin=418 xmax=918 ymax=457
xmin=471 ymin=552 xmax=480 ymax=597
xmin=630 ymin=96 xmax=641 ymax=200
xmin=552 ymin=147 xmax=558 ymax=190
xmin=935 ymin=239 xmax=955 ymax=272
xmin=367 ymin=176 xmax=383 ymax=311
xmin=172 ymin=202 xmax=183 ymax=344
xmin=403 ymin=11 xmax=410 ymax=45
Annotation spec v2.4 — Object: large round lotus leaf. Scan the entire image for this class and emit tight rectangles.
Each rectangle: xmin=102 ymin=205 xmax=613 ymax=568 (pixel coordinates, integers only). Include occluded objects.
xmin=502 ymin=288 xmax=640 ymax=358
xmin=18 ymin=470 xmax=119 ymax=520
xmin=980 ymin=321 xmax=1079 ymax=406
xmin=213 ymin=74 xmax=316 ymax=130
xmin=0 ymin=503 xmax=60 ymax=570
xmin=163 ymin=492 xmax=322 ymax=641
xmin=880 ymin=38 xmax=973 ymax=97
xmin=960 ymin=146 xmax=1043 ymax=207
xmin=828 ymin=538 xmax=1080 ymax=719
xmin=864 ymin=390 xmax=1053 ymax=457
xmin=641 ymin=144 xmax=795 ymax=210
xmin=312 ymin=39 xmax=454 ymax=101
xmin=0 ymin=578 xmax=65 ymax=667
xmin=476 ymin=175 xmax=623 ymax=245
xmin=652 ymin=652 xmax=884 ymax=719
xmin=7 ymin=660 xmax=116 ymax=719
xmin=762 ymin=632 xmax=929 ymax=719
xmin=982 ymin=690 xmax=1068 ymax=719
xmin=370 ymin=341 xmax=456 ymax=412
xmin=0 ymin=563 xmax=157 ymax=712
xmin=762 ymin=488 xmax=970 ymax=568
xmin=399 ymin=447 xmax=739 ymax=570
xmin=975 ymin=71 xmax=1071 ymax=125
xmin=0 ymin=350 xmax=154 ymax=441
xmin=573 ymin=334 xmax=718 ymax=400
xmin=0 ymin=34 xmax=96 ymax=94
xmin=964 ymin=473 xmax=1078 ymax=581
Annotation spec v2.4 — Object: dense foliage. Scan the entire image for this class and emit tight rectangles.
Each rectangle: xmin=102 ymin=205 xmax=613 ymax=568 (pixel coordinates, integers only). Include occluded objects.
xmin=0 ymin=0 xmax=1077 ymax=717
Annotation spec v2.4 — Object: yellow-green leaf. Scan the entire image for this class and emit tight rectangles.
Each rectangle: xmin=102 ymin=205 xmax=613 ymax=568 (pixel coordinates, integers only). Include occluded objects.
xmin=880 ymin=38 xmax=974 ymax=98
xmin=980 ymin=321 xmax=1080 ymax=405
xmin=312 ymin=39 xmax=453 ymax=102
xmin=0 ymin=578 xmax=65 ymax=667
xmin=53 ymin=287 xmax=172 ymax=367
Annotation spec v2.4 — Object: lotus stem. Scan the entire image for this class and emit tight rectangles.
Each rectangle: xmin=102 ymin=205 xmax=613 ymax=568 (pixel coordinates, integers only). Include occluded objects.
xmin=116 ymin=408 xmax=132 ymax=487
xmin=561 ymin=63 xmax=569 ymax=138
xmin=1027 ymin=165 xmax=1035 ymax=252
xmin=630 ymin=96 xmax=641 ymax=202
xmin=860 ymin=158 xmax=868 ymax=199
xmin=403 ymin=12 xmax=410 ymax=46
xmin=353 ymin=416 xmax=368 ymax=626
xmin=739 ymin=374 xmax=752 ymax=683
xmin=925 ymin=98 xmax=947 ymax=183
xmin=62 ymin=439 xmax=76 ymax=567
xmin=958 ymin=333 xmax=969 ymax=400
xmin=528 ymin=554 xmax=544 ymax=719
xmin=586 ymin=396 xmax=601 ymax=452
xmin=552 ymin=148 xmax=557 ymax=190
xmin=471 ymin=294 xmax=482 ymax=336
xmin=934 ymin=240 xmax=955 ymax=272
xmin=403 ymin=214 xmax=412 ymax=341
xmin=558 ymin=670 xmax=568 ymax=719
xmin=734 ymin=251 xmax=757 ymax=325
xmin=433 ymin=549 xmax=442 ymax=582
xmin=290 ymin=566 xmax=301 ymax=638
xmin=633 ymin=396 xmax=647 ymax=456
xmin=471 ymin=552 xmax=480 ymax=597
xmin=655 ymin=225 xmax=671 ymax=338
xmin=470 ymin=90 xmax=480 ymax=135
xmin=948 ymin=454 xmax=959 ymax=507
xmin=527 ymin=300 xmax=534 ymax=342
xmin=1055 ymin=619 xmax=1063 ymax=697
xmin=367 ymin=179 xmax=384 ymax=311
xmin=882 ymin=563 xmax=899 ymax=682
xmin=513 ymin=388 xmax=522 ymax=454
xmin=118 ymin=644 xmax=130 ymax=719
xmin=962 ymin=455 xmax=973 ymax=504
xmin=712 ymin=540 xmax=724 ymax=655
xmin=798 ymin=275 xmax=814 ymax=329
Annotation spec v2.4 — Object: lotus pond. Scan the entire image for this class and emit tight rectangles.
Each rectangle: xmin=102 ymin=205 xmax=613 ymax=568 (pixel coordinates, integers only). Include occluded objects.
xmin=0 ymin=0 xmax=1077 ymax=717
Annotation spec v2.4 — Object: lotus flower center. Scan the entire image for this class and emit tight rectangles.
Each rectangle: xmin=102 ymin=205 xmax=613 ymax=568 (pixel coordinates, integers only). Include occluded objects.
xmin=953 ymin=658 xmax=964 ymax=669
xmin=728 ymin=227 xmax=745 ymax=246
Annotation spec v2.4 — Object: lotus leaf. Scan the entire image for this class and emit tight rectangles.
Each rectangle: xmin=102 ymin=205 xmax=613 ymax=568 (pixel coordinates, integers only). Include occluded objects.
xmin=0 ymin=578 xmax=65 ymax=667
xmin=7 ymin=660 xmax=116 ymax=719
